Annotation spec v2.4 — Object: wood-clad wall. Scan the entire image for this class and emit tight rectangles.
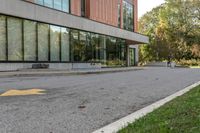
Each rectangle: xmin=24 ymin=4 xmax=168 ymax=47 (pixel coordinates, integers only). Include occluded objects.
xmin=25 ymin=0 xmax=138 ymax=31
xmin=70 ymin=0 xmax=81 ymax=16
xmin=88 ymin=0 xmax=119 ymax=27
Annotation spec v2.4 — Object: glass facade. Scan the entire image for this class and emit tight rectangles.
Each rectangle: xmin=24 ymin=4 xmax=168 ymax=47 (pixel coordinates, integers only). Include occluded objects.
xmin=26 ymin=0 xmax=70 ymax=13
xmin=24 ymin=20 xmax=37 ymax=61
xmin=123 ymin=0 xmax=134 ymax=31
xmin=50 ymin=25 xmax=61 ymax=61
xmin=0 ymin=14 xmax=128 ymax=66
xmin=7 ymin=17 xmax=23 ymax=61
xmin=38 ymin=23 xmax=49 ymax=61
xmin=61 ymin=28 xmax=70 ymax=61
xmin=129 ymin=48 xmax=135 ymax=66
xmin=0 ymin=16 xmax=6 ymax=61
xmin=44 ymin=0 xmax=53 ymax=8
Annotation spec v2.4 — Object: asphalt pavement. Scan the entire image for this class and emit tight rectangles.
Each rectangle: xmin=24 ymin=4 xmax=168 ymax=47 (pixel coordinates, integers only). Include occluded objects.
xmin=0 ymin=67 xmax=199 ymax=133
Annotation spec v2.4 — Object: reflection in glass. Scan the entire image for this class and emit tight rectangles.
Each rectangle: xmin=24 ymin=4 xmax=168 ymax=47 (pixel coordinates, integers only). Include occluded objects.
xmin=7 ymin=17 xmax=23 ymax=61
xmin=35 ymin=0 xmax=43 ymax=5
xmin=44 ymin=0 xmax=53 ymax=8
xmin=54 ymin=0 xmax=62 ymax=10
xmin=24 ymin=20 xmax=37 ymax=61
xmin=106 ymin=37 xmax=117 ymax=65
xmin=91 ymin=33 xmax=100 ymax=62
xmin=85 ymin=33 xmax=93 ymax=61
xmin=33 ymin=0 xmax=70 ymax=13
xmin=123 ymin=1 xmax=134 ymax=31
xmin=62 ymin=0 xmax=70 ymax=12
xmin=0 ymin=14 xmax=128 ymax=66
xmin=129 ymin=48 xmax=135 ymax=66
xmin=99 ymin=35 xmax=106 ymax=64
xmin=50 ymin=25 xmax=60 ymax=61
xmin=0 ymin=15 xmax=6 ymax=61
xmin=38 ymin=23 xmax=49 ymax=61
xmin=70 ymin=30 xmax=79 ymax=61
xmin=61 ymin=28 xmax=70 ymax=61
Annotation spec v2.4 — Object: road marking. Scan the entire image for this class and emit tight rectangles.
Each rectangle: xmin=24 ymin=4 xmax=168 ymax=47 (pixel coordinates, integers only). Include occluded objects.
xmin=0 ymin=89 xmax=46 ymax=96
xmin=93 ymin=81 xmax=200 ymax=133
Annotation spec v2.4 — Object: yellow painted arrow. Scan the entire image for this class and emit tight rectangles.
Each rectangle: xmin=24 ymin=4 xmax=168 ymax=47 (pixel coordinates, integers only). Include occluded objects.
xmin=0 ymin=89 xmax=46 ymax=97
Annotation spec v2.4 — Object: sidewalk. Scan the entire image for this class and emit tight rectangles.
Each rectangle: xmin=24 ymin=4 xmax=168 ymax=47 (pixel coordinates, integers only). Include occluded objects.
xmin=0 ymin=67 xmax=144 ymax=78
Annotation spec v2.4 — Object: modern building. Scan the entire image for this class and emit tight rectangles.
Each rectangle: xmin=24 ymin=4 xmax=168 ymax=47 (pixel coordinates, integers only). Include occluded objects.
xmin=0 ymin=0 xmax=148 ymax=71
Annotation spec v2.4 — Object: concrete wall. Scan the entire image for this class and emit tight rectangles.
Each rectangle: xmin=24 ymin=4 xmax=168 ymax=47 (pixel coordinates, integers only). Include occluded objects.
xmin=0 ymin=63 xmax=101 ymax=71
xmin=0 ymin=0 xmax=148 ymax=44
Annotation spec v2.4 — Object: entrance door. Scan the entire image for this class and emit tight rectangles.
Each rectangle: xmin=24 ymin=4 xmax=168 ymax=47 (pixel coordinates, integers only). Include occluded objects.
xmin=129 ymin=48 xmax=135 ymax=66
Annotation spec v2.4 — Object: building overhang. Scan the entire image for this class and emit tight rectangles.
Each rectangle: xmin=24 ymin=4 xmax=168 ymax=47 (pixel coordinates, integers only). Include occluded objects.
xmin=0 ymin=0 xmax=149 ymax=44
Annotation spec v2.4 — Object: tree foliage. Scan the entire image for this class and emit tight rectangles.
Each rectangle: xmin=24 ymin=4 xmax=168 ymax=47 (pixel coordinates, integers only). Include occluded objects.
xmin=139 ymin=0 xmax=200 ymax=63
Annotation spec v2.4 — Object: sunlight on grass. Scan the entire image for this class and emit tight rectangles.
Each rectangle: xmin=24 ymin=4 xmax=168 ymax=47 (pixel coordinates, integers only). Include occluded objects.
xmin=118 ymin=85 xmax=200 ymax=133
xmin=189 ymin=66 xmax=200 ymax=68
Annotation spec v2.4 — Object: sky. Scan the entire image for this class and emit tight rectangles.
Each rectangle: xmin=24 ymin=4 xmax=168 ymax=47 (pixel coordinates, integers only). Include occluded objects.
xmin=138 ymin=0 xmax=165 ymax=18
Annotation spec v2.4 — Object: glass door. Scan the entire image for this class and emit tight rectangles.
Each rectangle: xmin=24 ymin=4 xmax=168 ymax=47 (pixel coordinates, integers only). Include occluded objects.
xmin=129 ymin=48 xmax=135 ymax=66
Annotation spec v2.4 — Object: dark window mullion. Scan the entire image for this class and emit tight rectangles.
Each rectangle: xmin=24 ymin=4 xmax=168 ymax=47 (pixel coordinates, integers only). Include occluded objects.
xmin=59 ymin=28 xmax=62 ymax=62
xmin=5 ymin=17 xmax=8 ymax=61
xmin=22 ymin=20 xmax=25 ymax=61
xmin=36 ymin=23 xmax=39 ymax=61
xmin=48 ymin=25 xmax=50 ymax=61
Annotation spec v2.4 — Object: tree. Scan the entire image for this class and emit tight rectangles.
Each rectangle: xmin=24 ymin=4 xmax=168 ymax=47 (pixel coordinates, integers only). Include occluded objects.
xmin=139 ymin=0 xmax=200 ymax=63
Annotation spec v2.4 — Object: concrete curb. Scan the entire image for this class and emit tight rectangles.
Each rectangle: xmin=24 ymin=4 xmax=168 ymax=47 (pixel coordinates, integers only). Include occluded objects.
xmin=0 ymin=68 xmax=144 ymax=78
xmin=92 ymin=81 xmax=200 ymax=133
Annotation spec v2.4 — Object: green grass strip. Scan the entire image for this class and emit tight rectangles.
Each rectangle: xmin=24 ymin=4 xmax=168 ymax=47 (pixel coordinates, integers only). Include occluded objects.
xmin=118 ymin=85 xmax=200 ymax=133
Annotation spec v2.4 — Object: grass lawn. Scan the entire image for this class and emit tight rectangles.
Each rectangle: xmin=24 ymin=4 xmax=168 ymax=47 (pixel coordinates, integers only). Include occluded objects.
xmin=189 ymin=66 xmax=200 ymax=68
xmin=118 ymin=85 xmax=200 ymax=133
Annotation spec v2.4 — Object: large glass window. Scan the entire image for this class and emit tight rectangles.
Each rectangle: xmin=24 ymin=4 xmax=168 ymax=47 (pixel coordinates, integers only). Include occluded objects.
xmin=70 ymin=30 xmax=79 ymax=61
xmin=129 ymin=48 xmax=135 ymax=66
xmin=38 ymin=23 xmax=49 ymax=61
xmin=123 ymin=1 xmax=134 ymax=31
xmin=74 ymin=31 xmax=87 ymax=62
xmin=0 ymin=14 xmax=129 ymax=66
xmin=119 ymin=39 xmax=126 ymax=66
xmin=106 ymin=37 xmax=117 ymax=66
xmin=99 ymin=35 xmax=106 ymax=64
xmin=44 ymin=0 xmax=53 ymax=8
xmin=50 ymin=25 xmax=61 ymax=61
xmin=0 ymin=16 xmax=6 ymax=61
xmin=7 ymin=17 xmax=23 ymax=61
xmin=54 ymin=0 xmax=62 ymax=10
xmin=91 ymin=33 xmax=100 ymax=62
xmin=31 ymin=0 xmax=70 ymax=13
xmin=24 ymin=20 xmax=37 ymax=61
xmin=61 ymin=28 xmax=70 ymax=61
xmin=78 ymin=31 xmax=87 ymax=61
xmin=85 ymin=33 xmax=93 ymax=61
xmin=62 ymin=0 xmax=70 ymax=12
xmin=35 ymin=0 xmax=44 ymax=5
xmin=71 ymin=30 xmax=89 ymax=62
